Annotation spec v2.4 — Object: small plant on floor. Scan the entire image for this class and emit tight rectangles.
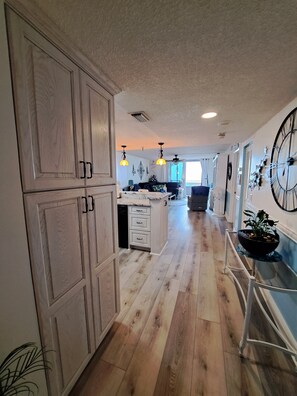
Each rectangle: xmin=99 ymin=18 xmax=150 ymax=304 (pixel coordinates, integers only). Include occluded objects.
xmin=0 ymin=342 xmax=51 ymax=395
xmin=243 ymin=209 xmax=278 ymax=240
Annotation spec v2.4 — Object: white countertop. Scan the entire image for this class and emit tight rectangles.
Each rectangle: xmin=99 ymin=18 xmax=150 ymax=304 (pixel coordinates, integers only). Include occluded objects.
xmin=117 ymin=199 xmax=150 ymax=206
xmin=117 ymin=191 xmax=170 ymax=206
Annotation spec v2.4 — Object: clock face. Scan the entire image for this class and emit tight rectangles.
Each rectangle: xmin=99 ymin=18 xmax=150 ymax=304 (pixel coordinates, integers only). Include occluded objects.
xmin=270 ymin=107 xmax=297 ymax=212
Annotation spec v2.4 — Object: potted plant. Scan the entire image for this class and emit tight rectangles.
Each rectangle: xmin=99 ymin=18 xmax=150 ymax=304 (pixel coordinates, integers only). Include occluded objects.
xmin=0 ymin=342 xmax=50 ymax=395
xmin=238 ymin=209 xmax=279 ymax=256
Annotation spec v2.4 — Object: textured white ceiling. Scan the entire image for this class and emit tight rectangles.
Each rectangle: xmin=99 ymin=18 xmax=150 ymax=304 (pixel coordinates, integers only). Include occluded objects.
xmin=32 ymin=0 xmax=297 ymax=160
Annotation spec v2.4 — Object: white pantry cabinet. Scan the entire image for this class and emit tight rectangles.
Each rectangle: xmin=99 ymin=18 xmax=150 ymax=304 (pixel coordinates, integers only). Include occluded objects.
xmin=6 ymin=6 xmax=119 ymax=396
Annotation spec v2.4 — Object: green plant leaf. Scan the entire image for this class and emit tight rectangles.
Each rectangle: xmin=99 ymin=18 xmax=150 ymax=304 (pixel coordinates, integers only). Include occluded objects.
xmin=0 ymin=343 xmax=51 ymax=396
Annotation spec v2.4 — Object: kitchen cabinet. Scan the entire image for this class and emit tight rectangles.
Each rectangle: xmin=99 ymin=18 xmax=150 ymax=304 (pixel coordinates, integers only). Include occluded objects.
xmin=87 ymin=186 xmax=120 ymax=347
xmin=25 ymin=189 xmax=95 ymax=395
xmin=129 ymin=206 xmax=151 ymax=250
xmin=6 ymin=6 xmax=119 ymax=396
xmin=119 ymin=192 xmax=169 ymax=254
xmin=81 ymin=73 xmax=115 ymax=187
xmin=7 ymin=9 xmax=115 ymax=192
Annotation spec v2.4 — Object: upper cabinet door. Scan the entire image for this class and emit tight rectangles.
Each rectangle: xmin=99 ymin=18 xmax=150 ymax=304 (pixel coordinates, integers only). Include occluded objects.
xmin=80 ymin=71 xmax=116 ymax=186
xmin=6 ymin=9 xmax=84 ymax=192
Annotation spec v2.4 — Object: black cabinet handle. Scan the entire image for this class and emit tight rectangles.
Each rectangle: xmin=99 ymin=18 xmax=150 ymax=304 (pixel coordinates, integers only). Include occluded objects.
xmin=86 ymin=161 xmax=93 ymax=179
xmin=80 ymin=161 xmax=86 ymax=179
xmin=82 ymin=196 xmax=88 ymax=213
xmin=88 ymin=195 xmax=95 ymax=212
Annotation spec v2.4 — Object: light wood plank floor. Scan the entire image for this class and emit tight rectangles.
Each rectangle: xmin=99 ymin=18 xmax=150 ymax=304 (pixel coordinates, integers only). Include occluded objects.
xmin=71 ymin=201 xmax=297 ymax=396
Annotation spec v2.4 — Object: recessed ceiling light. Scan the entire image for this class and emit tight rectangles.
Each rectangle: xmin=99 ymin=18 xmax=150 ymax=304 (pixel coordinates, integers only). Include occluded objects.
xmin=201 ymin=112 xmax=217 ymax=119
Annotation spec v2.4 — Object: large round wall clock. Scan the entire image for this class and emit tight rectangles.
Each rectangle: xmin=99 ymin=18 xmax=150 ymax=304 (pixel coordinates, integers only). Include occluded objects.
xmin=270 ymin=107 xmax=297 ymax=212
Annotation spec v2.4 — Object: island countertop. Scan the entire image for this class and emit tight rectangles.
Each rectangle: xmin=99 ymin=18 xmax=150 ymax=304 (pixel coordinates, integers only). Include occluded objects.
xmin=117 ymin=191 xmax=170 ymax=206
xmin=117 ymin=198 xmax=151 ymax=206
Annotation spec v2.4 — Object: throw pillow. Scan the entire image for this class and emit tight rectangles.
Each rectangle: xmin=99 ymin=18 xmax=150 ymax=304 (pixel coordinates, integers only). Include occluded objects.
xmin=152 ymin=184 xmax=165 ymax=192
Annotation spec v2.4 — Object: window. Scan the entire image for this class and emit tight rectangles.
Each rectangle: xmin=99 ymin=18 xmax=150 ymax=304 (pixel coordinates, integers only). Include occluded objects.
xmin=185 ymin=161 xmax=202 ymax=186
xmin=168 ymin=162 xmax=183 ymax=182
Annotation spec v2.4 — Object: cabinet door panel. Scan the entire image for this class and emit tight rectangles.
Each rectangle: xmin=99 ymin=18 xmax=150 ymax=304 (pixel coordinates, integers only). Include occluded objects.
xmin=96 ymin=260 xmax=117 ymax=334
xmin=25 ymin=189 xmax=94 ymax=395
xmin=87 ymin=186 xmax=120 ymax=346
xmin=54 ymin=287 xmax=90 ymax=389
xmin=44 ymin=202 xmax=83 ymax=301
xmin=7 ymin=9 xmax=84 ymax=191
xmin=81 ymin=72 xmax=116 ymax=185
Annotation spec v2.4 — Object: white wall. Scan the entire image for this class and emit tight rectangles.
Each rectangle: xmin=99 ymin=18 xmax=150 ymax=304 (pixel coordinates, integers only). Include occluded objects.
xmin=0 ymin=1 xmax=47 ymax=392
xmin=242 ymin=97 xmax=297 ymax=242
xmin=116 ymin=152 xmax=150 ymax=188
xmin=149 ymin=160 xmax=167 ymax=182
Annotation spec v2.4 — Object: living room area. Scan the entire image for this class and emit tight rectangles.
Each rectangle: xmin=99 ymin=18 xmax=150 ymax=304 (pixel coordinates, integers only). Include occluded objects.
xmin=116 ymin=151 xmax=214 ymax=204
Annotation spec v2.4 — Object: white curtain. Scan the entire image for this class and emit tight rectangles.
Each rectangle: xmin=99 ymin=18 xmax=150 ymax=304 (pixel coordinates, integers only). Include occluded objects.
xmin=200 ymin=158 xmax=209 ymax=186
xmin=181 ymin=162 xmax=186 ymax=189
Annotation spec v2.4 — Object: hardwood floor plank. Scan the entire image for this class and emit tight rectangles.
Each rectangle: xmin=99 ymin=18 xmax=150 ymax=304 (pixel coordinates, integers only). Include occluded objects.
xmin=102 ymin=255 xmax=172 ymax=370
xmin=117 ymin=278 xmax=180 ymax=396
xmin=180 ymin=250 xmax=200 ymax=294
xmin=117 ymin=271 xmax=147 ymax=323
xmin=70 ymin=358 xmax=124 ymax=396
xmin=210 ymin=216 xmax=227 ymax=261
xmin=216 ymin=269 xmax=245 ymax=354
xmin=166 ymin=240 xmax=189 ymax=281
xmin=197 ymin=251 xmax=221 ymax=323
xmin=200 ymin=215 xmax=212 ymax=253
xmin=120 ymin=249 xmax=150 ymax=286
xmin=191 ymin=318 xmax=228 ymax=396
xmin=154 ymin=291 xmax=197 ymax=396
xmin=224 ymin=351 xmax=265 ymax=396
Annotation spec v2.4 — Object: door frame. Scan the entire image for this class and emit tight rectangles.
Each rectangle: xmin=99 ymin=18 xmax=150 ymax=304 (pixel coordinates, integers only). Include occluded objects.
xmin=237 ymin=142 xmax=252 ymax=230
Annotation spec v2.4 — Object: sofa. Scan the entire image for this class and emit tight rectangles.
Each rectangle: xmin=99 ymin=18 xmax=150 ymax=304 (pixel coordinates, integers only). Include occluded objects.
xmin=123 ymin=181 xmax=180 ymax=197
xmin=187 ymin=186 xmax=210 ymax=211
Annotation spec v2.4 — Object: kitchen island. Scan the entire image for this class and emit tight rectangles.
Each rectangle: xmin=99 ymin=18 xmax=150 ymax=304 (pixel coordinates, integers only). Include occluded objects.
xmin=117 ymin=191 xmax=169 ymax=255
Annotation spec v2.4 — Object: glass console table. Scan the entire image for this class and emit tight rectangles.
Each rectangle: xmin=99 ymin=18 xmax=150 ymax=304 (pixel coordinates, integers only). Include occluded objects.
xmin=224 ymin=230 xmax=297 ymax=368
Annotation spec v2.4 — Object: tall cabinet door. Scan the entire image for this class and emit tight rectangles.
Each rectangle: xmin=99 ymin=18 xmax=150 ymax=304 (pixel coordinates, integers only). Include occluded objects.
xmin=25 ymin=189 xmax=95 ymax=395
xmin=87 ymin=185 xmax=120 ymax=346
xmin=6 ymin=9 xmax=84 ymax=192
xmin=81 ymin=71 xmax=116 ymax=186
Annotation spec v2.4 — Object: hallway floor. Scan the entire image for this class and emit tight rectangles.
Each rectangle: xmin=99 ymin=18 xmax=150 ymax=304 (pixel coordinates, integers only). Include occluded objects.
xmin=71 ymin=204 xmax=297 ymax=395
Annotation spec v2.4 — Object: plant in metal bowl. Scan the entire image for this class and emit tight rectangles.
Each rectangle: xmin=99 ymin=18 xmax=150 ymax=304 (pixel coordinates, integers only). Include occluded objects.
xmin=0 ymin=342 xmax=51 ymax=395
xmin=238 ymin=209 xmax=279 ymax=256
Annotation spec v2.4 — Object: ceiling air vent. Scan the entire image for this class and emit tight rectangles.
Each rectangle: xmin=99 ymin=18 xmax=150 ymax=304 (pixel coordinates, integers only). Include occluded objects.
xmin=130 ymin=112 xmax=150 ymax=122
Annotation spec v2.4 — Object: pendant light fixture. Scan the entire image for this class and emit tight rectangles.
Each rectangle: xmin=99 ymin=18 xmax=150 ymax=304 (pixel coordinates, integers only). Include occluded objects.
xmin=156 ymin=142 xmax=166 ymax=165
xmin=120 ymin=145 xmax=129 ymax=166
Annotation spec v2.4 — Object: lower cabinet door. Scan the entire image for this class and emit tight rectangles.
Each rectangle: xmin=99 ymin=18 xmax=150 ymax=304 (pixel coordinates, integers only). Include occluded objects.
xmin=87 ymin=185 xmax=120 ymax=346
xmin=24 ymin=189 xmax=95 ymax=396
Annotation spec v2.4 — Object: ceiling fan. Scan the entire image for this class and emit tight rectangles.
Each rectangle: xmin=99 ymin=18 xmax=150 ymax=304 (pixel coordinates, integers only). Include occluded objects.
xmin=172 ymin=154 xmax=180 ymax=163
